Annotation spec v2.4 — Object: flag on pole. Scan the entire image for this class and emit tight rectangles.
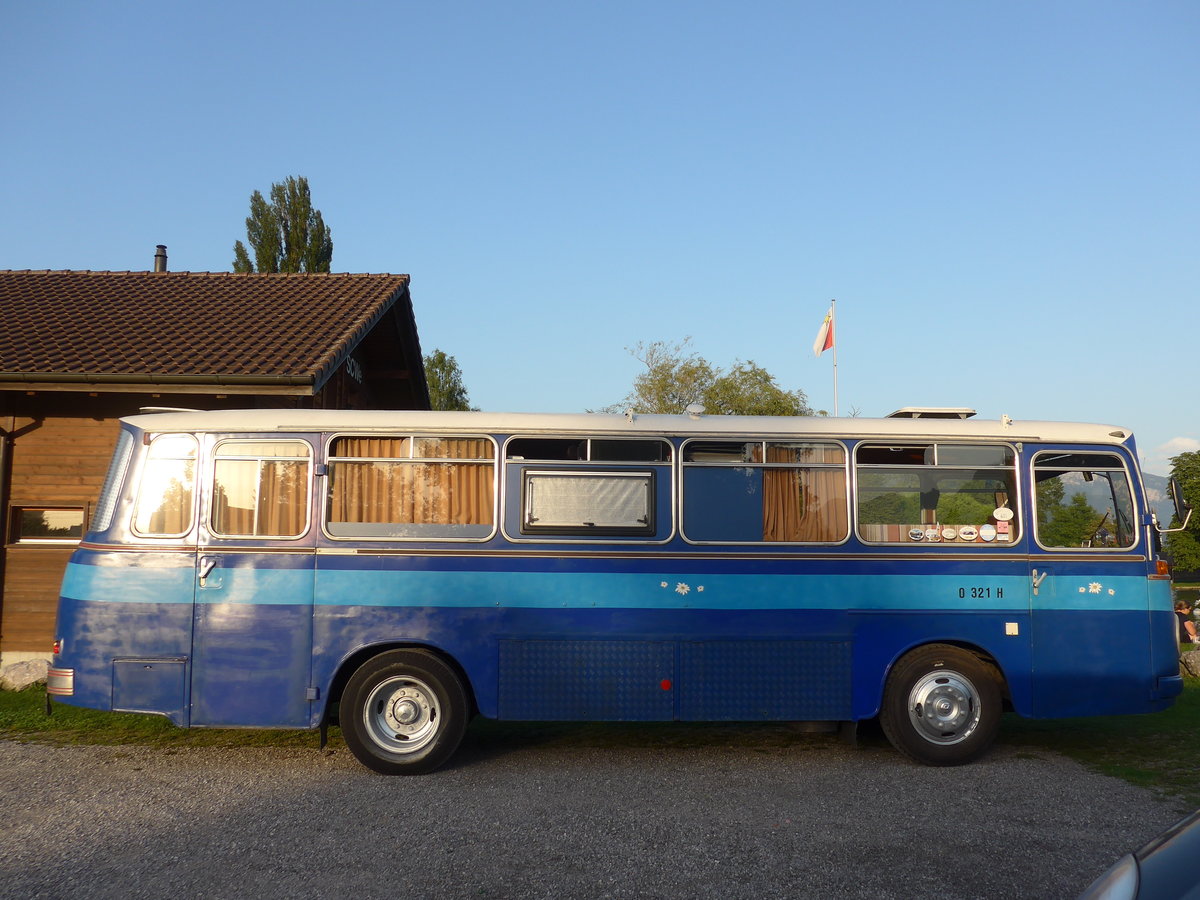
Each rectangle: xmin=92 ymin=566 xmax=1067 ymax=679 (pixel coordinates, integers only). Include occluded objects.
xmin=812 ymin=306 xmax=834 ymax=357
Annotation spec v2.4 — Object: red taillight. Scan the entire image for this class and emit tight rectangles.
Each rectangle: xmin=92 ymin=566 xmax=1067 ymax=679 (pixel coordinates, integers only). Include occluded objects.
xmin=1157 ymin=560 xmax=1171 ymax=577
xmin=52 ymin=639 xmax=61 ymax=655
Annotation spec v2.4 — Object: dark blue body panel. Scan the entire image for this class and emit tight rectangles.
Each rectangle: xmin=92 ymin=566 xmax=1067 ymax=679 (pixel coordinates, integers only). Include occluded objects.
xmin=54 ymin=545 xmax=1180 ymax=729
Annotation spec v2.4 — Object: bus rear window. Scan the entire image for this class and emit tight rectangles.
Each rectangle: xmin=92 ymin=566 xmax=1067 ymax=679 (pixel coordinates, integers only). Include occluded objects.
xmin=92 ymin=429 xmax=134 ymax=533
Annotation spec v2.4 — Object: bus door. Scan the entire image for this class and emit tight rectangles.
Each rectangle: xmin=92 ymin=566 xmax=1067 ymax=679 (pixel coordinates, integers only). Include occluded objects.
xmin=1027 ymin=448 xmax=1145 ymax=716
xmin=189 ymin=436 xmax=318 ymax=727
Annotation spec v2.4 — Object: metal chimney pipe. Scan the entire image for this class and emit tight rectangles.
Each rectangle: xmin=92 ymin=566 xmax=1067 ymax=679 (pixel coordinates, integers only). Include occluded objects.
xmin=154 ymin=245 xmax=168 ymax=272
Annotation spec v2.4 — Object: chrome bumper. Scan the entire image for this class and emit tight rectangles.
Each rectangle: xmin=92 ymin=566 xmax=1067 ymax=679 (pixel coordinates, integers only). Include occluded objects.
xmin=46 ymin=667 xmax=74 ymax=696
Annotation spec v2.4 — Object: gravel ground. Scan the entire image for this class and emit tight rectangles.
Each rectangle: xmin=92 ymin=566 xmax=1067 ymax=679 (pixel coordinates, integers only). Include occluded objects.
xmin=0 ymin=726 xmax=1188 ymax=900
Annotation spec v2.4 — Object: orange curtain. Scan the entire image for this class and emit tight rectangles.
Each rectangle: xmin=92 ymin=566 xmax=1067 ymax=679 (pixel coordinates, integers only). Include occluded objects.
xmin=258 ymin=460 xmax=308 ymax=536
xmin=213 ymin=459 xmax=309 ymax=537
xmin=762 ymin=445 xmax=847 ymax=542
xmin=329 ymin=438 xmax=494 ymax=526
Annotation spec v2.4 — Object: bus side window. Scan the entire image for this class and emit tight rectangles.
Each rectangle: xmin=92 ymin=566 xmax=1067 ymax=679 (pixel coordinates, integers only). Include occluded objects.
xmin=682 ymin=440 xmax=848 ymax=543
xmin=131 ymin=434 xmax=198 ymax=538
xmin=855 ymin=443 xmax=1019 ymax=544
xmin=326 ymin=435 xmax=495 ymax=539
xmin=1033 ymin=452 xmax=1136 ymax=549
xmin=212 ymin=441 xmax=312 ymax=538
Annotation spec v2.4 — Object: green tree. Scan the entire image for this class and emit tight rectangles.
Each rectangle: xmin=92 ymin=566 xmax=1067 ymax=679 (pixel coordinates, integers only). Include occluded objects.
xmin=606 ymin=338 xmax=810 ymax=416
xmin=1165 ymin=451 xmax=1200 ymax=572
xmin=936 ymin=491 xmax=994 ymax=526
xmin=232 ymin=175 xmax=333 ymax=273
xmin=1038 ymin=490 xmax=1104 ymax=548
xmin=424 ymin=349 xmax=475 ymax=411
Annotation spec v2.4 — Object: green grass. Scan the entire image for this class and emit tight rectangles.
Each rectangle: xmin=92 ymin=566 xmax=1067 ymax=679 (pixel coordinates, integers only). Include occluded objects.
xmin=5 ymin=678 xmax=1200 ymax=808
xmin=1002 ymin=672 xmax=1200 ymax=809
xmin=0 ymin=687 xmax=340 ymax=750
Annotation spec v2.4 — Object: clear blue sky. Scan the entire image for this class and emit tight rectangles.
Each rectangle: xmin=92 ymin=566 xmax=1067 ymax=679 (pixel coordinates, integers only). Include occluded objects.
xmin=3 ymin=2 xmax=1196 ymax=473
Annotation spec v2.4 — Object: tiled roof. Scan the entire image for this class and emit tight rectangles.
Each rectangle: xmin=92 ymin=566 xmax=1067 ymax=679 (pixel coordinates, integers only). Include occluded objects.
xmin=0 ymin=270 xmax=412 ymax=387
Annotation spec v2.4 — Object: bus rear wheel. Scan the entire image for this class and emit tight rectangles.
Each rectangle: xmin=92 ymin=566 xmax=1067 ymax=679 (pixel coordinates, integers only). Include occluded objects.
xmin=341 ymin=649 xmax=469 ymax=775
xmin=880 ymin=644 xmax=1002 ymax=766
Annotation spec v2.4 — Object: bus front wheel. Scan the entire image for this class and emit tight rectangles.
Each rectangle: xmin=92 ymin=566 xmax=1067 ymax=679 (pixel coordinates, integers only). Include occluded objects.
xmin=880 ymin=644 xmax=1002 ymax=766
xmin=341 ymin=649 xmax=469 ymax=775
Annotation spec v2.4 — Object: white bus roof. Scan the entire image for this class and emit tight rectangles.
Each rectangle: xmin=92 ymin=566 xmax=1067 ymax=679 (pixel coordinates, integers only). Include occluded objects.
xmin=121 ymin=408 xmax=1135 ymax=446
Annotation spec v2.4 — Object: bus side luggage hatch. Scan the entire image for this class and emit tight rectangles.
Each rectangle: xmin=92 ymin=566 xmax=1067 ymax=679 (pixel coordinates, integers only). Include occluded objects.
xmin=113 ymin=657 xmax=188 ymax=725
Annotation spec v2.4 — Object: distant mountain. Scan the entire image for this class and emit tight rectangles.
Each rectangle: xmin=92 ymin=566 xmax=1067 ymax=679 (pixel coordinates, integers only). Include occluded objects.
xmin=1143 ymin=471 xmax=1175 ymax=526
xmin=1059 ymin=470 xmax=1175 ymax=527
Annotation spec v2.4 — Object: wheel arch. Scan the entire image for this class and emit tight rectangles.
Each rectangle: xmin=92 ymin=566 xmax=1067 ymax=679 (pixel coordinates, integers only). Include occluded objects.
xmin=324 ymin=641 xmax=479 ymax=725
xmin=876 ymin=639 xmax=1012 ymax=715
xmin=878 ymin=640 xmax=1008 ymax=765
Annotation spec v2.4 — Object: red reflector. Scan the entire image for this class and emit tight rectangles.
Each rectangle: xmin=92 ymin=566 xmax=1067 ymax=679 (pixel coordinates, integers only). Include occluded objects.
xmin=660 ymin=679 xmax=672 ymax=691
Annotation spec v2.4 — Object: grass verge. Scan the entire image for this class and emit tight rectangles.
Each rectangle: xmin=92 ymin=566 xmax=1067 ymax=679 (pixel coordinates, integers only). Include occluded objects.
xmin=0 ymin=687 xmax=340 ymax=750
xmin=1003 ymin=672 xmax=1200 ymax=809
xmin=5 ymin=677 xmax=1200 ymax=808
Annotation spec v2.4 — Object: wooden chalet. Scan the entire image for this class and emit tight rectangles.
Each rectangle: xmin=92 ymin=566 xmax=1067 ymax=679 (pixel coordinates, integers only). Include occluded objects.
xmin=0 ymin=259 xmax=429 ymax=667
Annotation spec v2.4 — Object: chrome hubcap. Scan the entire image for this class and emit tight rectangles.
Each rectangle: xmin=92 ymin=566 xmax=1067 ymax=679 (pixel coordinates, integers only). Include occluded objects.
xmin=907 ymin=669 xmax=982 ymax=745
xmin=363 ymin=676 xmax=440 ymax=756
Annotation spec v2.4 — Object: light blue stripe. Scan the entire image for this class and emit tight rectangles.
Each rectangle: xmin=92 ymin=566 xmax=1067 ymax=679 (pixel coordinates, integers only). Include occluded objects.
xmin=202 ymin=569 xmax=315 ymax=605
xmin=61 ymin=562 xmax=1155 ymax=612
xmin=61 ymin=561 xmax=193 ymax=604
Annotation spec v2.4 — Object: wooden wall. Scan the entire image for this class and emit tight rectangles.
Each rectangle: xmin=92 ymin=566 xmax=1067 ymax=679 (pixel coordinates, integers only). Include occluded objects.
xmin=1 ymin=415 xmax=119 ymax=653
xmin=0 ymin=351 xmax=425 ymax=657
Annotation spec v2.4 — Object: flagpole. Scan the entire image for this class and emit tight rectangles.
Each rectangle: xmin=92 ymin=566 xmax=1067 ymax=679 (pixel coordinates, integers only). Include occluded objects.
xmin=831 ymin=299 xmax=839 ymax=416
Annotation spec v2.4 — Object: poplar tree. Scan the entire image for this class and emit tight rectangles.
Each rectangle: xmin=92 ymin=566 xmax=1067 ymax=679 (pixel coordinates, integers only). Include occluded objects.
xmin=232 ymin=175 xmax=333 ymax=273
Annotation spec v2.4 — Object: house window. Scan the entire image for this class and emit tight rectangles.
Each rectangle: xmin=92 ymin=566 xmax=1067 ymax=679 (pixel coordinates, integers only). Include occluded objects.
xmin=10 ymin=507 xmax=85 ymax=542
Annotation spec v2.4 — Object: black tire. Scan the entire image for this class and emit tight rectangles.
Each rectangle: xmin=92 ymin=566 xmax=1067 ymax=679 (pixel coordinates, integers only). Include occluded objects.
xmin=340 ymin=649 xmax=469 ymax=775
xmin=879 ymin=644 xmax=1003 ymax=766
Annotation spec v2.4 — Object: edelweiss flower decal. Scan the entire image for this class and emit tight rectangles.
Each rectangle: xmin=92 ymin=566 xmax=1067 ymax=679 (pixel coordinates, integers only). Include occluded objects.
xmin=1088 ymin=583 xmax=1103 ymax=594
xmin=659 ymin=581 xmax=704 ymax=595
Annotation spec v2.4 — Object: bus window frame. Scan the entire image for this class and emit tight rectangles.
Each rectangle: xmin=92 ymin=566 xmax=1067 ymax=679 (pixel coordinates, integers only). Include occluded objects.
xmin=208 ymin=438 xmax=315 ymax=542
xmin=520 ymin=468 xmax=657 ymax=536
xmin=678 ymin=437 xmax=851 ymax=546
xmin=321 ymin=432 xmax=500 ymax=543
xmin=1030 ymin=448 xmax=1141 ymax=553
xmin=129 ymin=432 xmax=200 ymax=541
xmin=852 ymin=440 xmax=1023 ymax=548
xmin=500 ymin=435 xmax=676 ymax=545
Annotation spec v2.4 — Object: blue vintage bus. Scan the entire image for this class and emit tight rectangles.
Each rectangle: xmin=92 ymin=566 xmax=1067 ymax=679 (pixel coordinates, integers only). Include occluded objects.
xmin=47 ymin=407 xmax=1190 ymax=774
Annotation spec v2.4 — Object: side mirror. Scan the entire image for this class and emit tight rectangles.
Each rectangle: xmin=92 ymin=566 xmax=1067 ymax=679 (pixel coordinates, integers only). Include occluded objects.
xmin=1170 ymin=477 xmax=1193 ymax=520
xmin=1158 ymin=477 xmax=1194 ymax=534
